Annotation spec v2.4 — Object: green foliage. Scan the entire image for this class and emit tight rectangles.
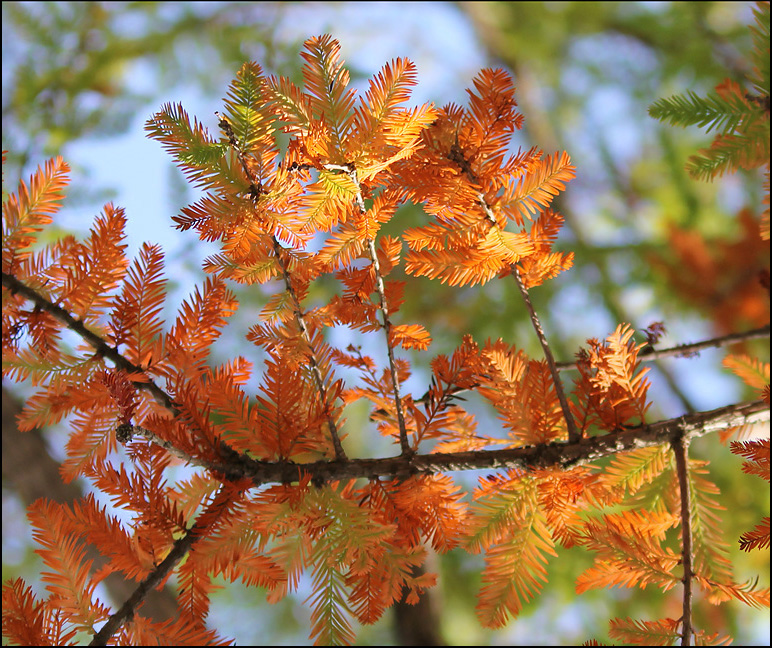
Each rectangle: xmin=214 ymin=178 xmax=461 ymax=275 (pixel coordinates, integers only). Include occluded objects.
xmin=749 ymin=0 xmax=771 ymax=96
xmin=648 ymin=2 xmax=770 ymax=182
xmin=1 ymin=2 xmax=301 ymax=187
xmin=648 ymin=88 xmax=763 ymax=134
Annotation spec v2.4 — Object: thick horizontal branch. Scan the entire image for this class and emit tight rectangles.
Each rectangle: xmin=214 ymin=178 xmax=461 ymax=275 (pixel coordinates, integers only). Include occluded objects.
xmin=206 ymin=399 xmax=769 ymax=485
xmin=4 ymin=272 xmax=769 ymax=487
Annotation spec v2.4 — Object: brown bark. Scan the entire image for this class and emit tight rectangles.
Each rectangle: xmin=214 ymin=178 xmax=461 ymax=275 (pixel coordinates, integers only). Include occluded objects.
xmin=393 ymin=551 xmax=446 ymax=646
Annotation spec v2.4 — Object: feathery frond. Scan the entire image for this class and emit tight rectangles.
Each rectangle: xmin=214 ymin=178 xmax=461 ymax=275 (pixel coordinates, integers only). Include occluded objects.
xmin=576 ymin=510 xmax=680 ymax=595
xmin=607 ymin=617 xmax=681 ymax=646
xmin=471 ymin=473 xmax=557 ymax=627
xmin=2 ymin=156 xmax=70 ymax=275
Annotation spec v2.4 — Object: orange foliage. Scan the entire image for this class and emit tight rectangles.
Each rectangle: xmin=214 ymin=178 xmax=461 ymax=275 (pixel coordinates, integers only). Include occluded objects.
xmin=650 ymin=209 xmax=769 ymax=334
xmin=1 ymin=33 xmax=769 ymax=647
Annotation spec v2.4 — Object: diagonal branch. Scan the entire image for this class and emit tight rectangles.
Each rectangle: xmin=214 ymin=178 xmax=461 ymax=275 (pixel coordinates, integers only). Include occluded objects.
xmin=88 ymin=484 xmax=230 ymax=646
xmin=3 ymin=273 xmax=177 ymax=424
xmin=2 ymin=270 xmax=246 ymax=473
xmin=446 ymin=142 xmax=580 ymax=443
xmin=511 ymin=265 xmax=581 ymax=443
xmin=271 ymin=237 xmax=348 ymax=461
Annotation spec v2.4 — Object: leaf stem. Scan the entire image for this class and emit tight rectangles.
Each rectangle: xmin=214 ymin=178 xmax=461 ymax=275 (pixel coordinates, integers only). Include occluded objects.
xmin=367 ymin=236 xmax=412 ymax=455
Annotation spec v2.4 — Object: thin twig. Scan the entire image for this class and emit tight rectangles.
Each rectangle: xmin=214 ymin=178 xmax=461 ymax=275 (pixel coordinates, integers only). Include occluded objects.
xmin=556 ymin=324 xmax=770 ymax=371
xmin=446 ymin=140 xmax=581 ymax=442
xmin=216 ymin=113 xmax=347 ymax=460
xmin=511 ymin=266 xmax=581 ymax=443
xmin=411 ymin=324 xmax=771 ymax=406
xmin=366 ymin=236 xmax=412 ymax=455
xmin=482 ymin=54 xmax=699 ymax=415
xmin=271 ymin=238 xmax=347 ymax=461
xmin=671 ymin=431 xmax=694 ymax=647
xmin=334 ymin=162 xmax=412 ymax=456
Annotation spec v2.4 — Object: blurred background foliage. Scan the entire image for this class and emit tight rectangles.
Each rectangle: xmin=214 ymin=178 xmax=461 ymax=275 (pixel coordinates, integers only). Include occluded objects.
xmin=2 ymin=1 xmax=768 ymax=645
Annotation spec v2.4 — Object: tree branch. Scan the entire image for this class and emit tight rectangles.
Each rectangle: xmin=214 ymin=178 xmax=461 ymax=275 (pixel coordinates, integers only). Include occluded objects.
xmin=445 ymin=140 xmax=580 ymax=442
xmin=5 ymin=270 xmax=767 ymax=487
xmin=331 ymin=162 xmax=412 ymax=457
xmin=271 ymin=237 xmax=348 ymax=461
xmin=556 ymin=324 xmax=770 ymax=371
xmin=671 ymin=431 xmax=694 ymax=647
xmin=195 ymin=399 xmax=769 ymax=486
xmin=511 ymin=265 xmax=581 ymax=442
xmin=216 ymin=113 xmax=348 ymax=461
xmin=1 ymin=387 xmax=180 ymax=623
xmin=88 ymin=484 xmax=229 ymax=646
